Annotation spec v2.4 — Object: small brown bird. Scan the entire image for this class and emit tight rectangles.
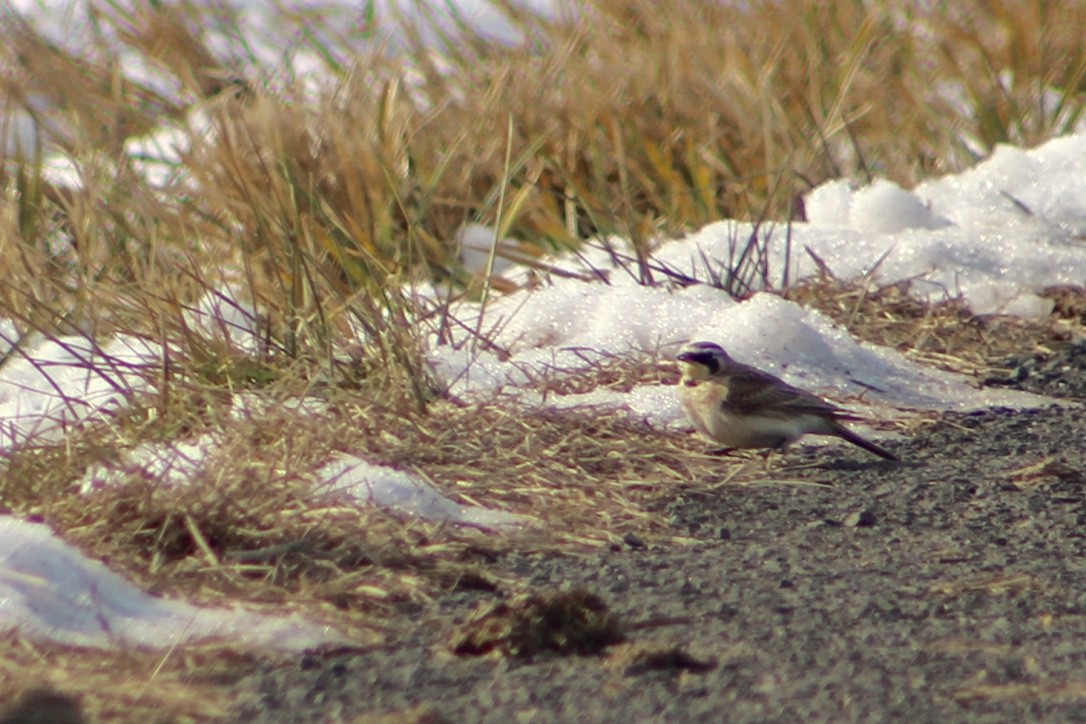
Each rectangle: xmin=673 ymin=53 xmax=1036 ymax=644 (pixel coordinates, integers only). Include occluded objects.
xmin=677 ymin=341 xmax=898 ymax=461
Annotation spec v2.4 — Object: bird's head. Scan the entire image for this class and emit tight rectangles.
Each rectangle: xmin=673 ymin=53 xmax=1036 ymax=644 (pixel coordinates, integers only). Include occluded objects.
xmin=676 ymin=341 xmax=732 ymax=382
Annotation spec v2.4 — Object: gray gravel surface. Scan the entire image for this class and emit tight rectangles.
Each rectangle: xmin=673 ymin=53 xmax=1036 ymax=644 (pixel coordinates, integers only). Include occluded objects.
xmin=232 ymin=348 xmax=1086 ymax=723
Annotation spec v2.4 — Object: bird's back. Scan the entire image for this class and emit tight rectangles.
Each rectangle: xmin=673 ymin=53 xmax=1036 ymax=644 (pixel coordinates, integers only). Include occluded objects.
xmin=721 ymin=363 xmax=842 ymax=419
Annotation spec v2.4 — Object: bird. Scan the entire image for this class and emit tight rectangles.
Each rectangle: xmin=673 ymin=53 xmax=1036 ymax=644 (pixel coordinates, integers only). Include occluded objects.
xmin=676 ymin=341 xmax=898 ymax=461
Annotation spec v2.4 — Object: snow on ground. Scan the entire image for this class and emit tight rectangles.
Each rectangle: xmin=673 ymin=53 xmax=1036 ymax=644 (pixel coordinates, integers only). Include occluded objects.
xmin=77 ymin=437 xmax=527 ymax=528
xmin=798 ymin=136 xmax=1086 ymax=316
xmin=321 ymin=454 xmax=528 ymax=529
xmin=437 ymin=287 xmax=1052 ymax=430
xmin=625 ymin=135 xmax=1086 ymax=319
xmin=0 ymin=517 xmax=343 ymax=650
xmin=1 ymin=130 xmax=1084 ymax=652
xmin=0 ymin=333 xmax=154 ymax=450
xmin=437 ymin=133 xmax=1086 ymax=419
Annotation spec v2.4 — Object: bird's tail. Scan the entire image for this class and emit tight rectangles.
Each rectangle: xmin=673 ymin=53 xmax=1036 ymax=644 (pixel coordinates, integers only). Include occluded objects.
xmin=832 ymin=424 xmax=899 ymax=461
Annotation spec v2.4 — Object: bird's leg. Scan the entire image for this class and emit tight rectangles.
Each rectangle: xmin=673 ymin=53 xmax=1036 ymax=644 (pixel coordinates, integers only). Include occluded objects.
xmin=762 ymin=448 xmax=776 ymax=473
xmin=764 ymin=438 xmax=792 ymax=472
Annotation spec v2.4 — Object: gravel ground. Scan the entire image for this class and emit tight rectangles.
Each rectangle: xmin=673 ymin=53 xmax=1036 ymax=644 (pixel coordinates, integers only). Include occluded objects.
xmin=234 ymin=344 xmax=1086 ymax=722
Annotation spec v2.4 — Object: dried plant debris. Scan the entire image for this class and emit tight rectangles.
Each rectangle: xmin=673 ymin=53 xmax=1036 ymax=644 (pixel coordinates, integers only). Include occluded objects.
xmin=784 ymin=279 xmax=1080 ymax=376
xmin=451 ymin=588 xmax=625 ymax=657
xmin=1042 ymin=285 xmax=1086 ymax=323
xmin=1008 ymin=458 xmax=1086 ymax=489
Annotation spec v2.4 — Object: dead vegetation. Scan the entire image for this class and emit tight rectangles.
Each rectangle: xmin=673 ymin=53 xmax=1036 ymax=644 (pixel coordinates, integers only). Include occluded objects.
xmin=33 ymin=382 xmax=744 ymax=611
xmin=0 ymin=634 xmax=263 ymax=722
xmin=451 ymin=588 xmax=625 ymax=657
xmin=785 ymin=277 xmax=1082 ymax=377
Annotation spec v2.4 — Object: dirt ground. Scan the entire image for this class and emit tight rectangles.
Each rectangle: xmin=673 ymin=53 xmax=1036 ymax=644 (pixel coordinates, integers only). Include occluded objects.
xmin=221 ymin=343 xmax=1086 ymax=723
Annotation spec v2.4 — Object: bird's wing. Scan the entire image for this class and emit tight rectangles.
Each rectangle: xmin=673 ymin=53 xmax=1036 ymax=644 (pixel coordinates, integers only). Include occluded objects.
xmin=722 ymin=366 xmax=844 ymax=418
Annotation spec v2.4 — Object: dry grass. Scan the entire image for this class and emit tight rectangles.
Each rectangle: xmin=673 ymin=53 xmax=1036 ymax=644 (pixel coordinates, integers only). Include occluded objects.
xmin=0 ymin=0 xmax=1084 ymax=717
xmin=28 ymin=379 xmax=744 ymax=601
xmin=0 ymin=633 xmax=262 ymax=721
xmin=785 ymin=277 xmax=1081 ymax=377
xmin=3 ymin=1 xmax=1086 ymax=320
